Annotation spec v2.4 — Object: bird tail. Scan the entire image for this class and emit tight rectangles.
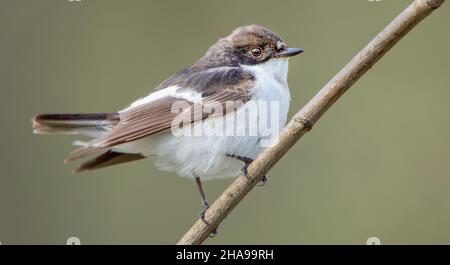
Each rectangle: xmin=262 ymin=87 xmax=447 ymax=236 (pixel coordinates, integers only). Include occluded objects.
xmin=32 ymin=113 xmax=120 ymax=137
xmin=32 ymin=113 xmax=147 ymax=172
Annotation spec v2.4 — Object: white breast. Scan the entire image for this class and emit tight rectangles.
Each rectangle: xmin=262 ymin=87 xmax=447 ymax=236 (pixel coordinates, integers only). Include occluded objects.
xmin=242 ymin=58 xmax=291 ymax=130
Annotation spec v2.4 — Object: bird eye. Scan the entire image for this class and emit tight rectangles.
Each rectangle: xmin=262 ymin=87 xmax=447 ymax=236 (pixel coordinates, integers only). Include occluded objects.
xmin=250 ymin=47 xmax=263 ymax=58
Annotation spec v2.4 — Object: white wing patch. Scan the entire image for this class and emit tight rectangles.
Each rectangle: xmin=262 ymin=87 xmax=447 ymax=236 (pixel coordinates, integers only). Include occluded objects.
xmin=121 ymin=85 xmax=202 ymax=112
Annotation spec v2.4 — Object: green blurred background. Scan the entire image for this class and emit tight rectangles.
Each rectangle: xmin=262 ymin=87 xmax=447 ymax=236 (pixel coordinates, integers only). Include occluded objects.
xmin=1 ymin=0 xmax=449 ymax=244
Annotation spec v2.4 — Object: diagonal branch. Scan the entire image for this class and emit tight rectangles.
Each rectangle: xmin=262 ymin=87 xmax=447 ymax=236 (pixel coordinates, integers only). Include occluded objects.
xmin=177 ymin=0 xmax=445 ymax=245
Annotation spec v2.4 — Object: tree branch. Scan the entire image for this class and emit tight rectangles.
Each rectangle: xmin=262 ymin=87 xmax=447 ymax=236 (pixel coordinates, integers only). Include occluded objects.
xmin=177 ymin=0 xmax=445 ymax=245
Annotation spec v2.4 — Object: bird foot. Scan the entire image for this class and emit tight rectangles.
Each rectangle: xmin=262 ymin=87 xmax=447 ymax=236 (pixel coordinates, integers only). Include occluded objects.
xmin=241 ymin=163 xmax=268 ymax=186
xmin=199 ymin=201 xmax=218 ymax=237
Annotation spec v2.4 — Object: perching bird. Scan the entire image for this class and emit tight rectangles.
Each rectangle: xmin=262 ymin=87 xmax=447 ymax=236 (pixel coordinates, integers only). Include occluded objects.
xmin=32 ymin=25 xmax=303 ymax=230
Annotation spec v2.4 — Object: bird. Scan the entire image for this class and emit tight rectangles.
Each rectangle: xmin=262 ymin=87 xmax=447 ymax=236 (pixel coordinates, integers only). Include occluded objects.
xmin=32 ymin=25 xmax=303 ymax=231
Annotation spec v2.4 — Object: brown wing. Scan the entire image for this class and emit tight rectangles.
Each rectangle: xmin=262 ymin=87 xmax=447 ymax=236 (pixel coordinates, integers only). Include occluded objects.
xmin=65 ymin=67 xmax=254 ymax=162
xmin=73 ymin=151 xmax=146 ymax=173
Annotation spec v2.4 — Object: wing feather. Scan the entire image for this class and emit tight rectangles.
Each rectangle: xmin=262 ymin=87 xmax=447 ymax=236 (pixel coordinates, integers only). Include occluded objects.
xmin=65 ymin=67 xmax=254 ymax=162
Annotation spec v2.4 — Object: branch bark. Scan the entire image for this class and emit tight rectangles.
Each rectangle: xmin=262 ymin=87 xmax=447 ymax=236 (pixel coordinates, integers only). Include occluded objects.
xmin=177 ymin=0 xmax=445 ymax=245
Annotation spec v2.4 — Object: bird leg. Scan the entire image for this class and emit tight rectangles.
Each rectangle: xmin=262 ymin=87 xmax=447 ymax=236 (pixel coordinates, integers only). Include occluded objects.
xmin=194 ymin=175 xmax=218 ymax=237
xmin=226 ymin=154 xmax=268 ymax=186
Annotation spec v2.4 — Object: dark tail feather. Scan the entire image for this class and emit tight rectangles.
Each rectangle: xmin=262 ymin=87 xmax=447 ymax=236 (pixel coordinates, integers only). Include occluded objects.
xmin=32 ymin=113 xmax=120 ymax=135
xmin=73 ymin=150 xmax=145 ymax=173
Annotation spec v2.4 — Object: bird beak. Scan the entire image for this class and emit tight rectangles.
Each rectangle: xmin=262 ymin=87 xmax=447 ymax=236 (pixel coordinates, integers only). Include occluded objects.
xmin=275 ymin=48 xmax=304 ymax=58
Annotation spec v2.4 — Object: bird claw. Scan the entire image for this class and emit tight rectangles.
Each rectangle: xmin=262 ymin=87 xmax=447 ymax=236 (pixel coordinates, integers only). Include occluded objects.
xmin=209 ymin=228 xmax=218 ymax=237
xmin=258 ymin=175 xmax=268 ymax=186
xmin=241 ymin=163 xmax=251 ymax=179
xmin=199 ymin=201 xmax=210 ymax=221
xmin=241 ymin=163 xmax=268 ymax=186
xmin=199 ymin=201 xmax=219 ymax=237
